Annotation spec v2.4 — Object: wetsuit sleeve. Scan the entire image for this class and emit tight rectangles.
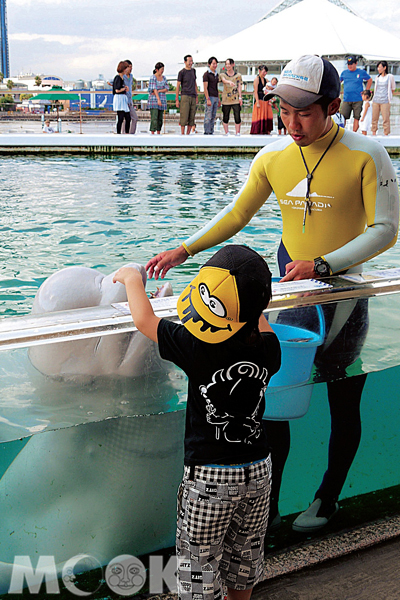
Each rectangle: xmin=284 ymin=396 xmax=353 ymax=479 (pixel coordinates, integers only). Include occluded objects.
xmin=325 ymin=144 xmax=399 ymax=273
xmin=183 ymin=152 xmax=273 ymax=256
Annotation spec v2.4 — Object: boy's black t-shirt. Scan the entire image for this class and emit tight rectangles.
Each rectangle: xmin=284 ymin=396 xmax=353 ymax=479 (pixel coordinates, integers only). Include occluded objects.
xmin=158 ymin=319 xmax=281 ymax=466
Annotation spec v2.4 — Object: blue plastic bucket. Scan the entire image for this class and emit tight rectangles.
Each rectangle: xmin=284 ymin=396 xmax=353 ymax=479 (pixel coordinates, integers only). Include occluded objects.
xmin=265 ymin=382 xmax=313 ymax=420
xmin=264 ymin=305 xmax=325 ymax=420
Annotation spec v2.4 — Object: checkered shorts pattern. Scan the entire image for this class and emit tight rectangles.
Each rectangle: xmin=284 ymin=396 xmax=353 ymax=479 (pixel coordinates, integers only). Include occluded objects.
xmin=176 ymin=457 xmax=272 ymax=600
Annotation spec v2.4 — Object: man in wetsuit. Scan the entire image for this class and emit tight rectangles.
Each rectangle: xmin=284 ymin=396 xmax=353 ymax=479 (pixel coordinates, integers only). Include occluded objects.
xmin=146 ymin=55 xmax=399 ymax=532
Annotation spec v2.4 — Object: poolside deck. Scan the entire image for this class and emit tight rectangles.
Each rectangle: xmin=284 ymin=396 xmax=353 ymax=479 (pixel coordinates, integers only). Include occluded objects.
xmin=1 ymin=132 xmax=400 ymax=156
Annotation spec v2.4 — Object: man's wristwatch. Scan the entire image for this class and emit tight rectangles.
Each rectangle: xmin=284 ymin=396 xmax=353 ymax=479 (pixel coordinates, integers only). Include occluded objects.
xmin=314 ymin=257 xmax=332 ymax=277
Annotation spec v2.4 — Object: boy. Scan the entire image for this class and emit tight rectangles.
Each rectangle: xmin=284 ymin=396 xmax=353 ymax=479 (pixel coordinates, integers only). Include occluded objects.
xmin=113 ymin=244 xmax=281 ymax=600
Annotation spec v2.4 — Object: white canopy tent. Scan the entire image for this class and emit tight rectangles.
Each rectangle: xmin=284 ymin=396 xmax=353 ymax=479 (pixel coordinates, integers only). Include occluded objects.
xmin=194 ymin=0 xmax=400 ymax=67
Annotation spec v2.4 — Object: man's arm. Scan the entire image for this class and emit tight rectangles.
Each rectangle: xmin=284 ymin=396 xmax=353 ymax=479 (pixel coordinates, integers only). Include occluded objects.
xmin=238 ymin=79 xmax=243 ymax=107
xmin=282 ymin=144 xmax=400 ymax=281
xmin=203 ymin=80 xmax=210 ymax=105
xmin=366 ymin=77 xmax=372 ymax=90
xmin=182 ymin=150 xmax=273 ymax=256
xmin=325 ymin=145 xmax=399 ymax=273
xmin=146 ymin=149 xmax=275 ymax=278
xmin=113 ymin=267 xmax=160 ymax=342
xmin=175 ymin=80 xmax=181 ymax=108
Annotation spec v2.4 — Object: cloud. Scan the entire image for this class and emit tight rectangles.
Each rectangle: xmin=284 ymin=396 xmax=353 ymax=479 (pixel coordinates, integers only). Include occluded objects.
xmin=10 ymin=33 xmax=87 ymax=45
xmin=7 ymin=0 xmax=400 ymax=80
xmin=9 ymin=32 xmax=220 ymax=79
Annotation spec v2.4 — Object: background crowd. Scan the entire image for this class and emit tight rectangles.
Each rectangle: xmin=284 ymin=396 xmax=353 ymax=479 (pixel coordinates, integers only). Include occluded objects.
xmin=110 ymin=55 xmax=397 ymax=136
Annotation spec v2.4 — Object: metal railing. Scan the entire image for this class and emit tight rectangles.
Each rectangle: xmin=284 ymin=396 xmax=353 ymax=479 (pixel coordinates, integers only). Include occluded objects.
xmin=0 ymin=272 xmax=399 ymax=351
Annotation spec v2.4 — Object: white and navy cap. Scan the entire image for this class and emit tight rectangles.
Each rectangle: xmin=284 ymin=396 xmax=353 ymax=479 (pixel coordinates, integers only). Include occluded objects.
xmin=265 ymin=55 xmax=340 ymax=109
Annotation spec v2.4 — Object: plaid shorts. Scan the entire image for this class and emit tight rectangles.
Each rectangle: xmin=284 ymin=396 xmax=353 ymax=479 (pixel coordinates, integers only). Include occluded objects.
xmin=176 ymin=456 xmax=272 ymax=600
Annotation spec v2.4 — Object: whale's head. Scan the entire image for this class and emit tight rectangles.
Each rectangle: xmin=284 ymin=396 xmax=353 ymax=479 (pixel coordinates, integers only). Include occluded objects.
xmin=29 ymin=264 xmax=173 ymax=381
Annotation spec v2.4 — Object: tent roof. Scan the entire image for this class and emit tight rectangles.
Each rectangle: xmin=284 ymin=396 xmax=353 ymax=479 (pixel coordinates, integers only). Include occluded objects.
xmin=258 ymin=0 xmax=357 ymax=20
xmin=194 ymin=0 xmax=400 ymax=65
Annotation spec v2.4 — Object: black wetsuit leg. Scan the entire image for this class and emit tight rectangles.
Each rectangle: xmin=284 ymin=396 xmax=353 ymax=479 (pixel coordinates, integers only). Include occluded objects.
xmin=264 ymin=241 xmax=369 ymax=512
xmin=315 ymin=373 xmax=367 ymax=502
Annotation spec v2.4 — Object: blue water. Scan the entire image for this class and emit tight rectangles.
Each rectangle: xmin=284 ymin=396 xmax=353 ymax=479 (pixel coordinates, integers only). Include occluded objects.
xmin=1 ymin=155 xmax=399 ymax=317
xmin=0 ymin=155 xmax=399 ymax=576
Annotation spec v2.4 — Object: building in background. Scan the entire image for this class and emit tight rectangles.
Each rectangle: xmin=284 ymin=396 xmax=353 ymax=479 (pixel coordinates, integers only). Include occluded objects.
xmin=9 ymin=73 xmax=64 ymax=91
xmin=0 ymin=0 xmax=10 ymax=78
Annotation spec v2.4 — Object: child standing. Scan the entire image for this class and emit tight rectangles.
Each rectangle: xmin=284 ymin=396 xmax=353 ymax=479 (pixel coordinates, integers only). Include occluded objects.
xmin=113 ymin=244 xmax=281 ymax=600
xmin=359 ymin=90 xmax=372 ymax=135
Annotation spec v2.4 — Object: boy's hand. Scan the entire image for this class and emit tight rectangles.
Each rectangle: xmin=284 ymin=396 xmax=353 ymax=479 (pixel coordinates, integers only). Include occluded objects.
xmin=113 ymin=266 xmax=143 ymax=286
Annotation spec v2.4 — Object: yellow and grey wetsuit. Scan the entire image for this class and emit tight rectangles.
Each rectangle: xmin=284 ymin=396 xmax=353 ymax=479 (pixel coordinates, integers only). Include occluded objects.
xmin=183 ymin=123 xmax=399 ymax=274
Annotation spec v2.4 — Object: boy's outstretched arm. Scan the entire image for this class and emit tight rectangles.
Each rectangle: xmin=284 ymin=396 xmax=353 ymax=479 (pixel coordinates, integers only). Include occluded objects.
xmin=113 ymin=267 xmax=160 ymax=343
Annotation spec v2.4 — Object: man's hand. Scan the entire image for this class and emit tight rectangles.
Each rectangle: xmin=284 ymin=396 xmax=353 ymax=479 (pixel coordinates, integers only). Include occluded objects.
xmin=280 ymin=260 xmax=316 ymax=282
xmin=206 ymin=98 xmax=211 ymax=106
xmin=146 ymin=245 xmax=189 ymax=280
xmin=175 ymin=99 xmax=180 ymax=108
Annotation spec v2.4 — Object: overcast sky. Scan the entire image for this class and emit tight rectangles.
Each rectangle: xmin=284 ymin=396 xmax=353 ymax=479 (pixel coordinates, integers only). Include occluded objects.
xmin=7 ymin=0 xmax=400 ymax=81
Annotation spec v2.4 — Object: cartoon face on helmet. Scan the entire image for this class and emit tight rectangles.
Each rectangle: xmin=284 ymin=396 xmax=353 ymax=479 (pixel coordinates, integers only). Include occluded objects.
xmin=177 ymin=266 xmax=245 ymax=344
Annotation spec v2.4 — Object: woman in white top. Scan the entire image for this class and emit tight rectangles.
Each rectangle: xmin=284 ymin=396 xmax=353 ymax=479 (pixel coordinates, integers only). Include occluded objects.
xmin=371 ymin=61 xmax=396 ymax=136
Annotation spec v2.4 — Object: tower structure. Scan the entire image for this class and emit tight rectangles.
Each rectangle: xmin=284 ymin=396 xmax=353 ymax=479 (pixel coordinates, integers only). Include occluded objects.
xmin=0 ymin=0 xmax=10 ymax=78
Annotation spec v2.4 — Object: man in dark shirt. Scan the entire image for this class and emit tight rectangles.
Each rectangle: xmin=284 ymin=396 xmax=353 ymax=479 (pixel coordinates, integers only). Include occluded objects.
xmin=176 ymin=54 xmax=198 ymax=135
xmin=203 ymin=56 xmax=220 ymax=135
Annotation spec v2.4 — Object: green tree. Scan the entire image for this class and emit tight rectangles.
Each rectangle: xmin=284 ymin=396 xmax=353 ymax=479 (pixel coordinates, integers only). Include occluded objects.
xmin=6 ymin=79 xmax=13 ymax=90
xmin=21 ymin=93 xmax=34 ymax=100
xmin=34 ymin=75 xmax=42 ymax=87
xmin=0 ymin=72 xmax=3 ymax=84
xmin=168 ymin=82 xmax=176 ymax=91
xmin=132 ymin=77 xmax=137 ymax=91
xmin=0 ymin=94 xmax=15 ymax=111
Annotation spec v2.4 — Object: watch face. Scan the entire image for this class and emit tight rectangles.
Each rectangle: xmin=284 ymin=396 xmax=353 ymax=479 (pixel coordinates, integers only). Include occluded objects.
xmin=316 ymin=263 xmax=329 ymax=276
xmin=315 ymin=259 xmax=330 ymax=276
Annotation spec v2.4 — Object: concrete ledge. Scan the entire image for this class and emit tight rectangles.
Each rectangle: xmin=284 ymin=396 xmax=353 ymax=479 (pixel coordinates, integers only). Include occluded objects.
xmin=142 ymin=515 xmax=400 ymax=600
xmin=261 ymin=513 xmax=400 ymax=582
xmin=0 ymin=133 xmax=399 ymax=156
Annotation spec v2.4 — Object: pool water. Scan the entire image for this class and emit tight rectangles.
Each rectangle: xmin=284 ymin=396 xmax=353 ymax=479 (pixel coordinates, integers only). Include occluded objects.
xmin=0 ymin=155 xmax=399 ymax=584
xmin=1 ymin=155 xmax=399 ymax=317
